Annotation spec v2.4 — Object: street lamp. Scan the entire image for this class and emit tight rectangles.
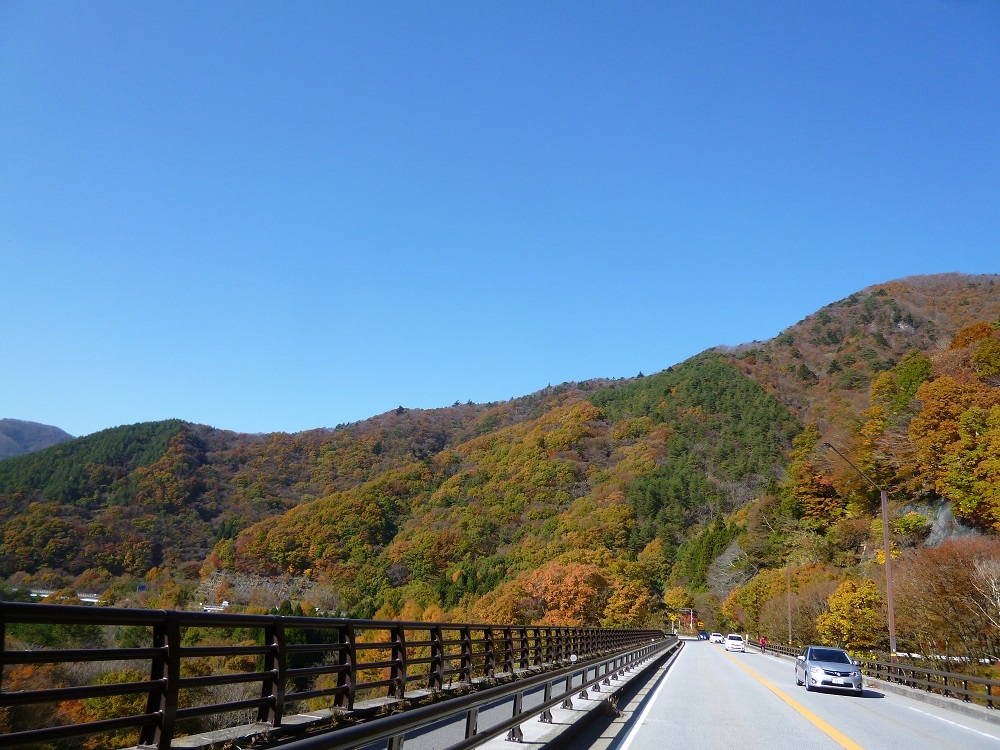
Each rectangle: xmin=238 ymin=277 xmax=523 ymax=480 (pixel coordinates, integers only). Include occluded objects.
xmin=823 ymin=442 xmax=897 ymax=659
xmin=678 ymin=607 xmax=696 ymax=632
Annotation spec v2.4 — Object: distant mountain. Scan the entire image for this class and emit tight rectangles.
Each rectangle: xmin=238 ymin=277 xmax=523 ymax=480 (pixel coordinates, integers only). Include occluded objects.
xmin=0 ymin=419 xmax=74 ymax=460
xmin=0 ymin=393 xmax=586 ymax=579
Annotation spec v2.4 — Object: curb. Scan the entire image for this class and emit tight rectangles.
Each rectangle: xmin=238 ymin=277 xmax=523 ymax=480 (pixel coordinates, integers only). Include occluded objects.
xmin=477 ymin=642 xmax=683 ymax=750
xmin=866 ymin=676 xmax=1000 ymax=728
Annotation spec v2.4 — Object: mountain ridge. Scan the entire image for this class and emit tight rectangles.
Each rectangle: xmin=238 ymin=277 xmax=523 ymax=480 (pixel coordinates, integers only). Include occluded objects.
xmin=2 ymin=272 xmax=998 ymax=634
xmin=0 ymin=419 xmax=74 ymax=460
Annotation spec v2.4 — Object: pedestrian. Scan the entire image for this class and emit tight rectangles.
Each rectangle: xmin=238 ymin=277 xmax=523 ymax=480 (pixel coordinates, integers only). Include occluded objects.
xmin=759 ymin=636 xmax=767 ymax=654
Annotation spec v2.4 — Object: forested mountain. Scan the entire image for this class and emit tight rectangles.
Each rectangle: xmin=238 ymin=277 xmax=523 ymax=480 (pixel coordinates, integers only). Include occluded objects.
xmin=221 ymin=355 xmax=798 ymax=618
xmin=0 ymin=419 xmax=73 ymax=460
xmin=0 ymin=388 xmax=612 ymax=580
xmin=722 ymin=273 xmax=1000 ymax=437
xmin=2 ymin=273 xmax=1000 ymax=659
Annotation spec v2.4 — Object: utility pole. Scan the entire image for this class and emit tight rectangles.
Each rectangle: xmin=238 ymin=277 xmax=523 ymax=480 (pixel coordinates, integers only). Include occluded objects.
xmin=679 ymin=607 xmax=696 ymax=633
xmin=786 ymin=563 xmax=793 ymax=645
xmin=823 ymin=442 xmax=897 ymax=660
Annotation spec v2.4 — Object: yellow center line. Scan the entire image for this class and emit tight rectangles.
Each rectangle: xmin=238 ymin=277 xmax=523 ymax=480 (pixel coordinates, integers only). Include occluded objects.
xmin=722 ymin=650 xmax=865 ymax=750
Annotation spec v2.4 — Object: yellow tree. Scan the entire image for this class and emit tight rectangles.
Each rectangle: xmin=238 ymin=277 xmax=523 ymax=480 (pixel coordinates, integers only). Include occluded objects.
xmin=524 ymin=562 xmax=611 ymax=626
xmin=601 ymin=581 xmax=655 ymax=628
xmin=938 ymin=405 xmax=1000 ymax=530
xmin=909 ymin=376 xmax=977 ymax=489
xmin=722 ymin=569 xmax=785 ymax=633
xmin=56 ymin=669 xmax=150 ymax=750
xmin=816 ymin=579 xmax=886 ymax=651
xmin=662 ymin=585 xmax=693 ymax=630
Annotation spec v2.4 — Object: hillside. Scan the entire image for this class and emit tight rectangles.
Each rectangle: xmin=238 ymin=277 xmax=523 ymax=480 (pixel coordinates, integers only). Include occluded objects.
xmin=0 ymin=386 xmax=612 ymax=580
xmin=220 ymin=355 xmax=798 ymax=616
xmin=2 ymin=273 xmax=999 ymax=653
xmin=721 ymin=273 xmax=1000 ymax=439
xmin=0 ymin=419 xmax=74 ymax=460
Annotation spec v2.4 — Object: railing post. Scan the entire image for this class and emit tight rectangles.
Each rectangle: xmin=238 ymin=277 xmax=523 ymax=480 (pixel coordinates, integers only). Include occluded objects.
xmin=464 ymin=706 xmax=479 ymax=738
xmin=484 ymin=627 xmax=496 ymax=678
xmin=561 ymin=671 xmax=574 ymax=709
xmin=336 ymin=620 xmax=356 ymax=710
xmin=390 ymin=622 xmax=407 ymax=699
xmin=506 ymin=691 xmax=524 ymax=742
xmin=460 ymin=625 xmax=473 ymax=684
xmin=517 ymin=626 xmax=531 ymax=669
xmin=501 ymin=626 xmax=514 ymax=675
xmin=257 ymin=615 xmax=286 ymax=725
xmin=429 ymin=623 xmax=444 ymax=690
xmin=0 ymin=605 xmax=6 ymax=711
xmin=539 ymin=680 xmax=553 ymax=723
xmin=139 ymin=610 xmax=180 ymax=750
xmin=139 ymin=614 xmax=165 ymax=749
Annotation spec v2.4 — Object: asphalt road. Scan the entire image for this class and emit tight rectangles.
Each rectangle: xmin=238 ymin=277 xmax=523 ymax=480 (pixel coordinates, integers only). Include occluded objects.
xmin=604 ymin=641 xmax=1000 ymax=750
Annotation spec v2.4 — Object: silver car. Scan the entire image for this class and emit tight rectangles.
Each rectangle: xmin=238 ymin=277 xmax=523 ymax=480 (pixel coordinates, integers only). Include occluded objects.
xmin=794 ymin=646 xmax=863 ymax=695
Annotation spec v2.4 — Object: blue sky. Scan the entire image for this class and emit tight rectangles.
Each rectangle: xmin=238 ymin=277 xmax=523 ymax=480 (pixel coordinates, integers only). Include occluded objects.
xmin=2 ymin=2 xmax=999 ymax=438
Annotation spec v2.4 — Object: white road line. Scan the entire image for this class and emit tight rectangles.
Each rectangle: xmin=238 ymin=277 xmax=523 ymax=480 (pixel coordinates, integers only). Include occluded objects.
xmin=614 ymin=658 xmax=679 ymax=750
xmin=904 ymin=705 xmax=1000 ymax=741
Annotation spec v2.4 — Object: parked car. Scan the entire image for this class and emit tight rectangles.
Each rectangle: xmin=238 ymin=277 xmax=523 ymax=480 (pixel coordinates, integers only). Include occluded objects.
xmin=724 ymin=633 xmax=745 ymax=652
xmin=710 ymin=632 xmax=724 ymax=643
xmin=794 ymin=646 xmax=863 ymax=695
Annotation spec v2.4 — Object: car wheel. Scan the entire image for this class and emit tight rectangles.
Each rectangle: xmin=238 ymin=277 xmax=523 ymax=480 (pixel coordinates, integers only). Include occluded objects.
xmin=804 ymin=677 xmax=812 ymax=692
xmin=795 ymin=671 xmax=803 ymax=686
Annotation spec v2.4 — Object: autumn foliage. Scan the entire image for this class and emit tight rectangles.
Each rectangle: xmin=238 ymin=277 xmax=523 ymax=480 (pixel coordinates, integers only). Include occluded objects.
xmin=1 ymin=273 xmax=998 ymax=659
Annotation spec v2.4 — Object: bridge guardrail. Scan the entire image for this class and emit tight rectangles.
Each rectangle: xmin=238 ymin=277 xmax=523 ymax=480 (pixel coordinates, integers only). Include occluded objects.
xmin=278 ymin=634 xmax=680 ymax=750
xmin=0 ymin=601 xmax=671 ymax=749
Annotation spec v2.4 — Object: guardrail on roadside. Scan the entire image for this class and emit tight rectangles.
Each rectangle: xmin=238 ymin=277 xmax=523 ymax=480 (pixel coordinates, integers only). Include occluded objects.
xmin=860 ymin=657 xmax=1000 ymax=709
xmin=753 ymin=640 xmax=999 ymax=709
xmin=0 ymin=600 xmax=673 ymax=749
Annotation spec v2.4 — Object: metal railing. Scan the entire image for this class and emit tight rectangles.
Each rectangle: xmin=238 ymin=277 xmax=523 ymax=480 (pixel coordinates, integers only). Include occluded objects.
xmin=754 ymin=640 xmax=999 ymax=709
xmin=861 ymin=657 xmax=1000 ymax=709
xmin=0 ymin=601 xmax=671 ymax=749
xmin=279 ymin=635 xmax=680 ymax=750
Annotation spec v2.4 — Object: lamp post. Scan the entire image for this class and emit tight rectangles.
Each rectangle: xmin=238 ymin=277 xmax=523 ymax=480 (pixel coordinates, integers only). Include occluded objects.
xmin=823 ymin=442 xmax=897 ymax=659
xmin=679 ymin=607 xmax=696 ymax=632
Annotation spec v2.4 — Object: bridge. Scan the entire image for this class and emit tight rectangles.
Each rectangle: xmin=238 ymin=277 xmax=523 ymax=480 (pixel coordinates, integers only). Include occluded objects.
xmin=28 ymin=589 xmax=102 ymax=604
xmin=1 ymin=601 xmax=999 ymax=749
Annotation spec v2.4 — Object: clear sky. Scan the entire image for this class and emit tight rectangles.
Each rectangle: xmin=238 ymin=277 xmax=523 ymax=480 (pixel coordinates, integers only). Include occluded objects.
xmin=2 ymin=2 xmax=999 ymax=438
